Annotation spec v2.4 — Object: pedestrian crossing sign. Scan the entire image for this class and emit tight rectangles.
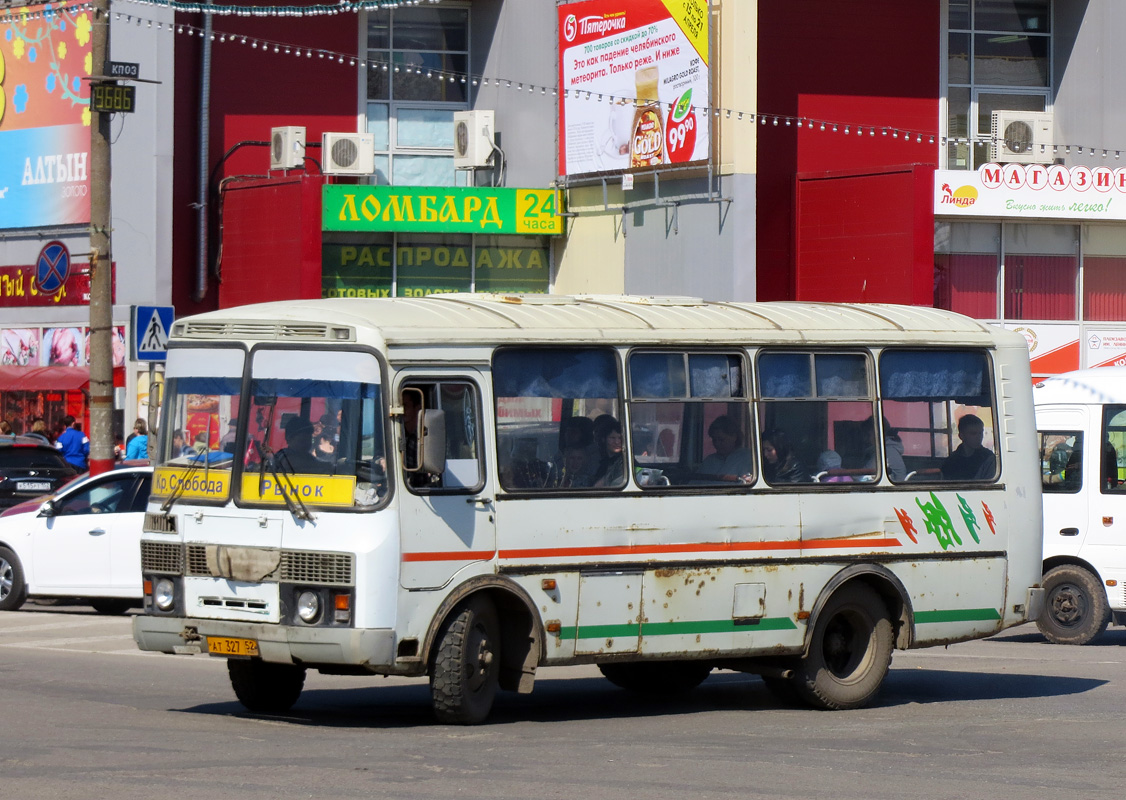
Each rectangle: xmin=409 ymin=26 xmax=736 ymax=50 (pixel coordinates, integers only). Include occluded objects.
xmin=132 ymin=305 xmax=175 ymax=362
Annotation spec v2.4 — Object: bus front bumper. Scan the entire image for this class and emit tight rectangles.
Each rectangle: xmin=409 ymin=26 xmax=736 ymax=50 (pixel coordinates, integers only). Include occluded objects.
xmin=132 ymin=614 xmax=396 ymax=669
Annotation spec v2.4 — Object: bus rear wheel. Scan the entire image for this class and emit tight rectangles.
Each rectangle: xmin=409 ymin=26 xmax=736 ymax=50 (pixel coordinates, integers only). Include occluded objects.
xmin=227 ymin=659 xmax=306 ymax=713
xmin=1037 ymin=565 xmax=1110 ymax=645
xmin=430 ymin=595 xmax=501 ymax=724
xmin=794 ymin=583 xmax=893 ymax=710
xmin=598 ymin=661 xmax=712 ymax=694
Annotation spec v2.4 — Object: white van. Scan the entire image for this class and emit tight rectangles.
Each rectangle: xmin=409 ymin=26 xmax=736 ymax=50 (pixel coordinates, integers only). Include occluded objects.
xmin=1034 ymin=367 xmax=1126 ymax=644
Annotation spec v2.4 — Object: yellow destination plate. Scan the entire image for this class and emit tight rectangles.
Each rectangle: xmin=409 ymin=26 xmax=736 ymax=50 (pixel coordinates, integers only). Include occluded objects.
xmin=207 ymin=636 xmax=260 ymax=657
xmin=241 ymin=473 xmax=356 ymax=508
xmin=152 ymin=466 xmax=231 ymax=501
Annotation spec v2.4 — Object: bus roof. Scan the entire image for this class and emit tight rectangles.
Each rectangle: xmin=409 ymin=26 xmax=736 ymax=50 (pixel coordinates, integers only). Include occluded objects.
xmin=171 ymin=294 xmax=1022 ymax=348
xmin=1035 ymin=367 xmax=1126 ymax=406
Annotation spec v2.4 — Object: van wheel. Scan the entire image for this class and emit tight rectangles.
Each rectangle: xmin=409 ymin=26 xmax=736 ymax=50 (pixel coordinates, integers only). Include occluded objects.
xmin=430 ymin=595 xmax=501 ymax=724
xmin=794 ymin=583 xmax=893 ymax=710
xmin=1037 ymin=565 xmax=1110 ymax=645
xmin=599 ymin=661 xmax=711 ymax=694
xmin=0 ymin=546 xmax=27 ymax=611
xmin=227 ymin=659 xmax=306 ymax=713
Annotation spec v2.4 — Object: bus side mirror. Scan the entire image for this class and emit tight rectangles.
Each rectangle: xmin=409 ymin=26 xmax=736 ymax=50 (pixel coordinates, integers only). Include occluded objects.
xmin=419 ymin=409 xmax=446 ymax=475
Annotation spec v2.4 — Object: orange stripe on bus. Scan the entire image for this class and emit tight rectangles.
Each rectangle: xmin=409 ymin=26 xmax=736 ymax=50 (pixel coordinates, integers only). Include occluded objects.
xmin=401 ymin=537 xmax=902 ymax=562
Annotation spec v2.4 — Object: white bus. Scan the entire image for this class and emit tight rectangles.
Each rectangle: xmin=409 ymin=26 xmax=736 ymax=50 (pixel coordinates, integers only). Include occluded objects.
xmin=1034 ymin=367 xmax=1126 ymax=644
xmin=132 ymin=295 xmax=1044 ymax=723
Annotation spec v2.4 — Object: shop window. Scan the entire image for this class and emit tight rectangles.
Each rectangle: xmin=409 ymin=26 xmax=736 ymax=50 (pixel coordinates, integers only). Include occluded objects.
xmin=474 ymin=236 xmax=551 ymax=294
xmin=1082 ymin=228 xmax=1126 ymax=321
xmin=366 ymin=5 xmax=468 ymax=186
xmin=396 ymin=234 xmax=472 ymax=296
xmin=1003 ymin=223 xmax=1077 ymax=321
xmin=935 ymin=221 xmax=1000 ymax=318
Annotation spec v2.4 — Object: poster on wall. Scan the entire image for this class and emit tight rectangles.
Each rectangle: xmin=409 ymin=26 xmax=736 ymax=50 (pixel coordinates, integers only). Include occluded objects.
xmin=0 ymin=3 xmax=92 ymax=229
xmin=1085 ymin=330 xmax=1126 ymax=370
xmin=1 ymin=328 xmax=40 ymax=365
xmin=557 ymin=0 xmax=710 ymax=176
xmin=1005 ymin=322 xmax=1080 ymax=376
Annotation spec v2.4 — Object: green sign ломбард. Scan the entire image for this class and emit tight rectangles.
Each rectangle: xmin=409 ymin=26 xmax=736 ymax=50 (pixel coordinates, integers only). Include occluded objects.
xmin=322 ymin=186 xmax=563 ymax=235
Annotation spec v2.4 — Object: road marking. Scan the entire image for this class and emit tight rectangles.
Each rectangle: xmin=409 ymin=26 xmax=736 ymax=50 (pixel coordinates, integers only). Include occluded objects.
xmin=0 ymin=618 xmax=126 ymax=635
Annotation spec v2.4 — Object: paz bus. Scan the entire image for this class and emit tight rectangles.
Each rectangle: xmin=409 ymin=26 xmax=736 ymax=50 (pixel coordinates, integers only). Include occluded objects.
xmin=1034 ymin=367 xmax=1126 ymax=644
xmin=132 ymin=295 xmax=1044 ymax=723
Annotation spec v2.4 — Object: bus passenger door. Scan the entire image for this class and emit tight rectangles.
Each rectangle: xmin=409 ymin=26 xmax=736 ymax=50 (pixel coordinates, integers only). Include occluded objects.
xmin=1037 ymin=407 xmax=1090 ymax=562
xmin=397 ymin=375 xmax=496 ymax=590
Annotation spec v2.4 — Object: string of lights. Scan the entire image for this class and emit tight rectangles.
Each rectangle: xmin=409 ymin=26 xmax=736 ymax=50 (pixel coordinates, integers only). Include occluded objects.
xmin=2 ymin=1 xmax=1123 ymax=160
xmin=1 ymin=0 xmax=439 ymax=19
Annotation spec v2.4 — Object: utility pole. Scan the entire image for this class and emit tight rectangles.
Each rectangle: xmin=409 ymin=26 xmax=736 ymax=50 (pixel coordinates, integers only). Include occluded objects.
xmin=88 ymin=0 xmax=114 ymax=475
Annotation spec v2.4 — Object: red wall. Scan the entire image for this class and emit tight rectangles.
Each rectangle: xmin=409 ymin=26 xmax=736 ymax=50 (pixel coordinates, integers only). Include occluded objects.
xmin=794 ymin=164 xmax=935 ymax=305
xmin=172 ymin=7 xmax=359 ymax=316
xmin=757 ymin=1 xmax=941 ymax=303
xmin=217 ymin=176 xmax=325 ymax=309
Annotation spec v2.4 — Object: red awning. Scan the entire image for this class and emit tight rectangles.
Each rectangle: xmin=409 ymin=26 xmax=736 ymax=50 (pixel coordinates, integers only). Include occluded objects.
xmin=0 ymin=365 xmax=90 ymax=392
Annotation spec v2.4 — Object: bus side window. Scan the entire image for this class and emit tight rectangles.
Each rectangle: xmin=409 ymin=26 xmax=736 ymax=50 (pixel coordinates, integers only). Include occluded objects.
xmin=1103 ymin=406 xmax=1126 ymax=493
xmin=629 ymin=351 xmax=749 ymax=488
xmin=494 ymin=348 xmax=621 ymax=492
xmin=758 ymin=351 xmax=875 ymax=485
xmin=880 ymin=349 xmax=999 ymax=484
xmin=1041 ymin=431 xmax=1083 ymax=493
xmin=400 ymin=382 xmax=484 ymax=493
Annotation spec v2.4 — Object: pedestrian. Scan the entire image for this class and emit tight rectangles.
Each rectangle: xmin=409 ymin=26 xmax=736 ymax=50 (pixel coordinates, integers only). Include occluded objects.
xmin=126 ymin=419 xmax=148 ymax=460
xmin=26 ymin=418 xmax=51 ymax=445
xmin=55 ymin=415 xmax=90 ymax=471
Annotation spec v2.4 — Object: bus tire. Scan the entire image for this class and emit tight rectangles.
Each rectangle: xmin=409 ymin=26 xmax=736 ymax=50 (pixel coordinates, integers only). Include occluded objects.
xmin=1037 ymin=565 xmax=1110 ymax=645
xmin=0 ymin=546 xmax=28 ymax=612
xmin=227 ymin=659 xmax=306 ymax=713
xmin=598 ymin=661 xmax=711 ymax=694
xmin=794 ymin=583 xmax=893 ymax=710
xmin=430 ymin=595 xmax=501 ymax=724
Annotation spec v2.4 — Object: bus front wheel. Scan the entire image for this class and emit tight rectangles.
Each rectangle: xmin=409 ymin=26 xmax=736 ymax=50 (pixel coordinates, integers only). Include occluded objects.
xmin=1037 ymin=565 xmax=1110 ymax=645
xmin=794 ymin=583 xmax=893 ymax=710
xmin=430 ymin=595 xmax=501 ymax=724
xmin=227 ymin=659 xmax=306 ymax=713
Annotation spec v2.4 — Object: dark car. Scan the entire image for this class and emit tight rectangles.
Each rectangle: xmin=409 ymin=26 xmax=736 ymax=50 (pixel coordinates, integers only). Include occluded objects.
xmin=0 ymin=436 xmax=78 ymax=509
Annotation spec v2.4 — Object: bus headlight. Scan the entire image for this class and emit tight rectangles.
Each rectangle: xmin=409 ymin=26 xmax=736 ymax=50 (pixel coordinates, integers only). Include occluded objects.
xmin=154 ymin=578 xmax=175 ymax=611
xmin=296 ymin=591 xmax=321 ymax=624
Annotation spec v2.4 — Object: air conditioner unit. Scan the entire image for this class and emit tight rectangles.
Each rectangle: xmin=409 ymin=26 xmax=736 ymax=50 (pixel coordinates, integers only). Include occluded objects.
xmin=990 ymin=111 xmax=1053 ymax=164
xmin=270 ymin=126 xmax=306 ymax=170
xmin=453 ymin=110 xmax=495 ymax=169
xmin=322 ymin=132 xmax=375 ymax=175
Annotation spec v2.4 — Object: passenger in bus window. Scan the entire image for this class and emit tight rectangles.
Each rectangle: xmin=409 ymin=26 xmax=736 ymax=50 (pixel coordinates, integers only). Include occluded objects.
xmin=275 ymin=417 xmax=327 ymax=475
xmin=591 ymin=416 xmax=625 ymax=487
xmin=697 ymin=415 xmax=753 ymax=483
xmin=547 ymin=416 xmax=597 ymax=488
xmin=861 ymin=417 xmax=907 ymax=482
xmin=1103 ymin=435 xmax=1120 ymax=491
xmin=761 ymin=429 xmax=809 ymax=484
xmin=940 ymin=414 xmax=996 ymax=481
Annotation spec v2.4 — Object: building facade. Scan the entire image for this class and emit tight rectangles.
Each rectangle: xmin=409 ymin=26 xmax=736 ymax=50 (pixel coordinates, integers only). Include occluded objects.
xmin=3 ymin=0 xmax=1125 ymax=437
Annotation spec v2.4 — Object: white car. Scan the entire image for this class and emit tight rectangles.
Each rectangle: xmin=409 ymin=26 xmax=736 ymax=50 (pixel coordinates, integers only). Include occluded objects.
xmin=0 ymin=466 xmax=152 ymax=614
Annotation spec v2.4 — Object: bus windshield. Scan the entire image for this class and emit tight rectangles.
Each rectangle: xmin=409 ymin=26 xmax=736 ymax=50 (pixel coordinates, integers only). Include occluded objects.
xmin=241 ymin=349 xmax=387 ymax=509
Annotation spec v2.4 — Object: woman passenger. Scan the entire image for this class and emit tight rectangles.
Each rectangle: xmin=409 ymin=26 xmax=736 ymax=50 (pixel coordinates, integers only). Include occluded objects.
xmin=761 ymin=429 xmax=809 ymax=484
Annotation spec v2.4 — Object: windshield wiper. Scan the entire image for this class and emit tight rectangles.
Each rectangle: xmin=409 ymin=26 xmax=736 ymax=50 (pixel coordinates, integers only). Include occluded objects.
xmin=160 ymin=453 xmax=207 ymax=515
xmin=254 ymin=439 xmax=315 ymax=523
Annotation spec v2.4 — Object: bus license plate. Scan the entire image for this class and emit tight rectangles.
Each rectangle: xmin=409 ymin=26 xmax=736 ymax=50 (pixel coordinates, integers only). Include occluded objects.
xmin=207 ymin=636 xmax=259 ymax=657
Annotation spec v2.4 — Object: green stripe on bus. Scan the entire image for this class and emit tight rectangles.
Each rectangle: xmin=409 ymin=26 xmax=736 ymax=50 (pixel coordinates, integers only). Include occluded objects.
xmin=914 ymin=608 xmax=1001 ymax=623
xmin=562 ymin=616 xmax=798 ymax=640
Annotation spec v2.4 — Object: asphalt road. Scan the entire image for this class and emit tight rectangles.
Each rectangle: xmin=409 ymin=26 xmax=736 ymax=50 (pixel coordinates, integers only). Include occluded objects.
xmin=1 ymin=603 xmax=1124 ymax=800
